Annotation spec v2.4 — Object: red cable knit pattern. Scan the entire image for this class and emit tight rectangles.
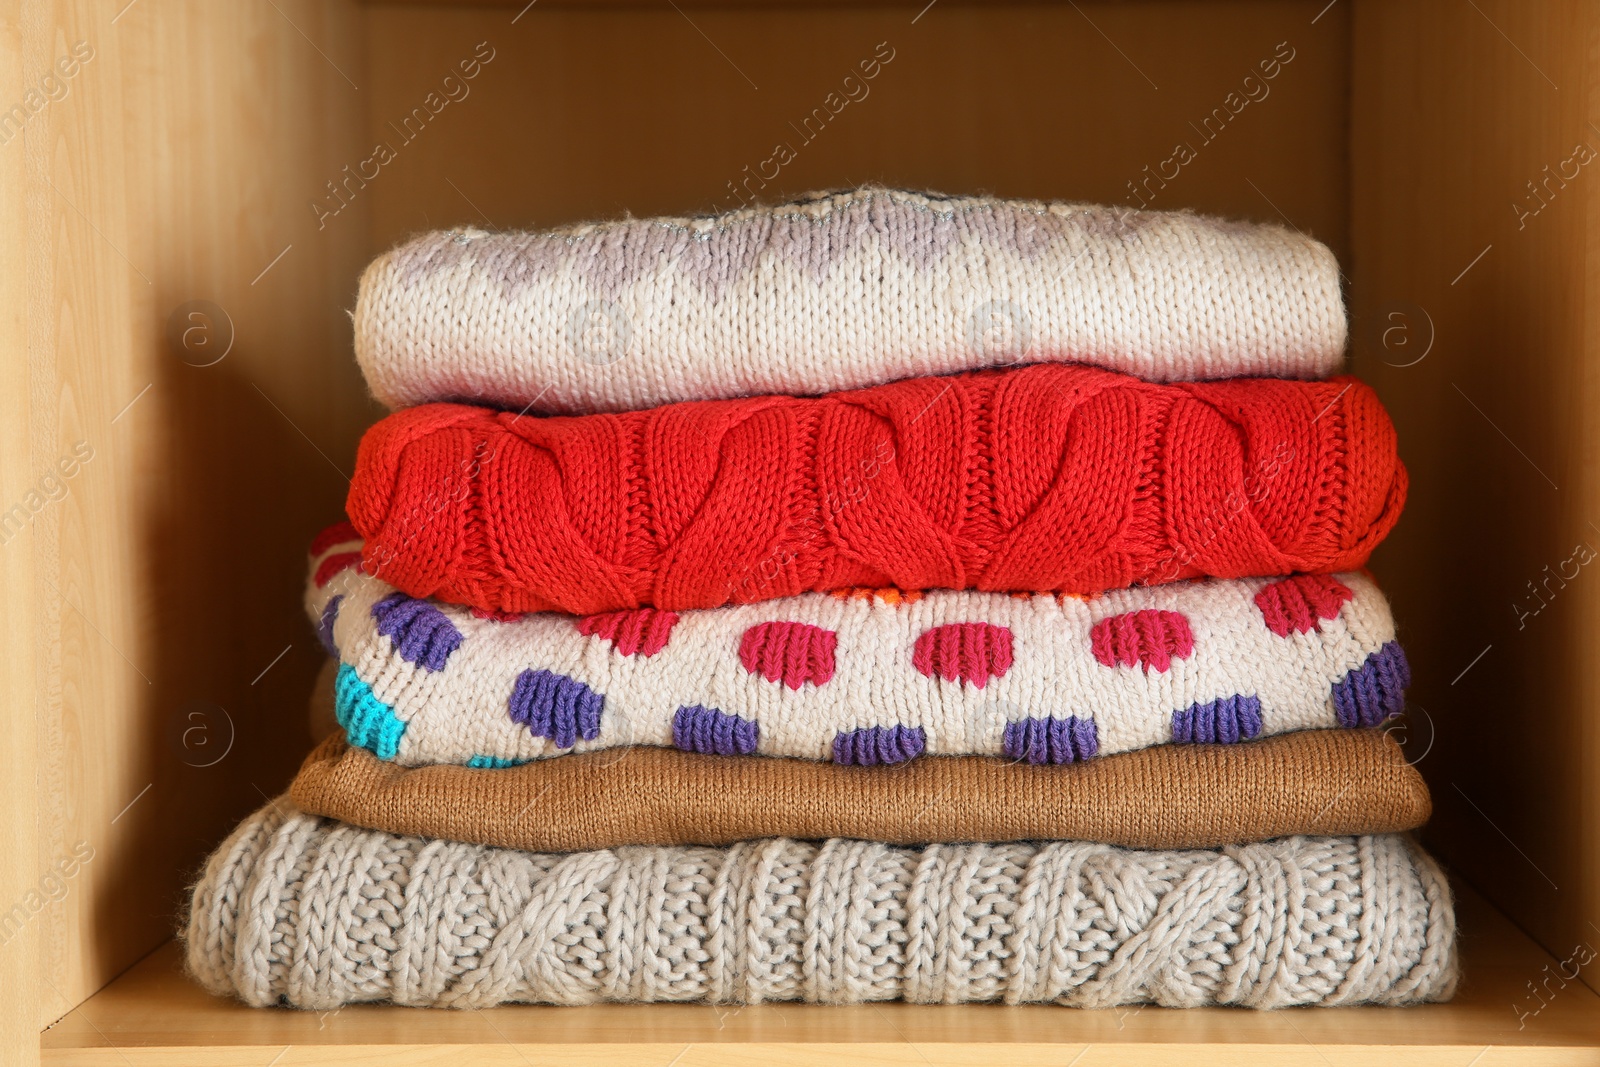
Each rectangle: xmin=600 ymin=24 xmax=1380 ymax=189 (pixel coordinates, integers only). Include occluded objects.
xmin=347 ymin=365 xmax=1407 ymax=614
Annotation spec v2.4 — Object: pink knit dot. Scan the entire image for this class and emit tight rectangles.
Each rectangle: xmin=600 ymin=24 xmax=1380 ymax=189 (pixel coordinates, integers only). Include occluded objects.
xmin=1254 ymin=575 xmax=1354 ymax=636
xmin=739 ymin=621 xmax=837 ymax=689
xmin=577 ymin=607 xmax=680 ymax=657
xmin=1090 ymin=610 xmax=1194 ymax=673
xmin=309 ymin=520 xmax=361 ymax=557
xmin=912 ymin=623 xmax=1014 ymax=689
xmin=313 ymin=551 xmax=363 ymax=589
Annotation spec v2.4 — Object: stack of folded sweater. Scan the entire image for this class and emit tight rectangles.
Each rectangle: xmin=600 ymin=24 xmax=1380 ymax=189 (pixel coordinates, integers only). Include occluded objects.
xmin=185 ymin=188 xmax=1457 ymax=1010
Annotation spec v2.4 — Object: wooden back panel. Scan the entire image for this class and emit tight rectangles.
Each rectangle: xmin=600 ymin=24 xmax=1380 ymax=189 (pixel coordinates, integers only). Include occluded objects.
xmin=1351 ymin=0 xmax=1600 ymax=981
xmin=362 ymin=1 xmax=1351 ymax=258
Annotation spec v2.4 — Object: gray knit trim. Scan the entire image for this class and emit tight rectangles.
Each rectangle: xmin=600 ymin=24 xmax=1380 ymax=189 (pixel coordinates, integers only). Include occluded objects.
xmin=184 ymin=800 xmax=1458 ymax=1010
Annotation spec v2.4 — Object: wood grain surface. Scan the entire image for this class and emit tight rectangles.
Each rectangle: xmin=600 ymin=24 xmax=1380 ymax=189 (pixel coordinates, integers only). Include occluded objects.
xmin=7 ymin=0 xmax=377 ymax=1041
xmin=1350 ymin=0 xmax=1600 ymax=991
xmin=361 ymin=1 xmax=1351 ymax=261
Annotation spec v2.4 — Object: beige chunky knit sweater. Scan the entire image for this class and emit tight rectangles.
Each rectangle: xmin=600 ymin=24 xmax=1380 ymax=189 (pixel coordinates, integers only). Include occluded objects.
xmin=184 ymin=800 xmax=1456 ymax=1010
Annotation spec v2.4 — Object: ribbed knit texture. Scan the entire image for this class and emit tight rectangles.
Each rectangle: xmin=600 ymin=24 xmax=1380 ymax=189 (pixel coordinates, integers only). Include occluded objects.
xmin=310 ymin=529 xmax=1408 ymax=767
xmin=352 ymin=188 xmax=1347 ymax=415
xmin=183 ymin=801 xmax=1457 ymax=1010
xmin=347 ymin=364 xmax=1406 ymax=615
xmin=290 ymin=728 xmax=1433 ymax=852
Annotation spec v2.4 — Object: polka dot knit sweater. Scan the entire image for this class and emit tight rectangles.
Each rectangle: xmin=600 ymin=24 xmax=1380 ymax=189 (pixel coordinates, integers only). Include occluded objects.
xmin=309 ymin=527 xmax=1409 ymax=768
xmin=347 ymin=363 xmax=1406 ymax=615
xmin=352 ymin=188 xmax=1347 ymax=415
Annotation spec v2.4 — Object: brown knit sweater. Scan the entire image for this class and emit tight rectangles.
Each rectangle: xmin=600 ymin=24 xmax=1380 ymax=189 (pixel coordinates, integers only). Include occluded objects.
xmin=291 ymin=728 xmax=1430 ymax=852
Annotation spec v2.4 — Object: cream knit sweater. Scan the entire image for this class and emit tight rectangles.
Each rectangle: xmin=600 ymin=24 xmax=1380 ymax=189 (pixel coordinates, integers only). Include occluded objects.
xmin=353 ymin=188 xmax=1347 ymax=414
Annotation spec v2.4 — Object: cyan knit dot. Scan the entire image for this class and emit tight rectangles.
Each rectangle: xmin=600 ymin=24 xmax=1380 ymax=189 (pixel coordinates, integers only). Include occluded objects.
xmin=333 ymin=664 xmax=406 ymax=762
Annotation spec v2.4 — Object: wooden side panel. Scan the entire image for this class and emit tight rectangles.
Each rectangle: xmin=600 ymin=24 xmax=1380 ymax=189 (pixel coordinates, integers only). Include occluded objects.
xmin=20 ymin=0 xmax=373 ymax=1028
xmin=1 ymin=0 xmax=40 ymax=1062
xmin=1351 ymin=0 xmax=1600 ymax=977
xmin=361 ymin=0 xmax=1352 ymax=260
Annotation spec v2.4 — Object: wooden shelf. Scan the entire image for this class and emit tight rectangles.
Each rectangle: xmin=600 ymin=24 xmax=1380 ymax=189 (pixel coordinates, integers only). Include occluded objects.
xmin=38 ymin=881 xmax=1600 ymax=1066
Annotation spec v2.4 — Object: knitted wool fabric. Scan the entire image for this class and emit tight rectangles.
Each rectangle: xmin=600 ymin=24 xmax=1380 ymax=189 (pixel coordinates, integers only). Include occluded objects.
xmin=184 ymin=801 xmax=1457 ymax=1010
xmin=309 ymin=527 xmax=1409 ymax=766
xmin=291 ymin=729 xmax=1433 ymax=852
xmin=346 ymin=364 xmax=1406 ymax=614
xmin=352 ymin=188 xmax=1347 ymax=415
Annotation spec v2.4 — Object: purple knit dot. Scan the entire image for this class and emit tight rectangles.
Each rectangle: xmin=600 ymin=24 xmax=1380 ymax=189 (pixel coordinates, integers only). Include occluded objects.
xmin=672 ymin=705 xmax=759 ymax=756
xmin=1171 ymin=695 xmax=1264 ymax=744
xmin=1331 ymin=641 xmax=1410 ymax=728
xmin=832 ymin=725 xmax=926 ymax=765
xmin=371 ymin=592 xmax=463 ymax=672
xmin=508 ymin=669 xmax=604 ymax=749
xmin=317 ymin=595 xmax=343 ymax=657
xmin=1001 ymin=716 xmax=1099 ymax=764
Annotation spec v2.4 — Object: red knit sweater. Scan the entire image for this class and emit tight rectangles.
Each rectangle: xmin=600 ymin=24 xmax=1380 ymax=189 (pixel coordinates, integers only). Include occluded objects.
xmin=347 ymin=365 xmax=1406 ymax=614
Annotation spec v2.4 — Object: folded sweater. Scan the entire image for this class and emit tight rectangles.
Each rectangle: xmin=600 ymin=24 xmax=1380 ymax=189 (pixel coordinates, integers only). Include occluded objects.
xmin=310 ymin=527 xmax=1408 ymax=766
xmin=292 ymin=729 xmax=1431 ymax=852
xmin=352 ymin=188 xmax=1347 ymax=415
xmin=185 ymin=801 xmax=1457 ymax=1009
xmin=347 ymin=364 xmax=1406 ymax=614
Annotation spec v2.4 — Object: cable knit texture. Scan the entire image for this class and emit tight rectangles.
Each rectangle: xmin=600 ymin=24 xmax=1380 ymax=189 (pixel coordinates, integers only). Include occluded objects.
xmin=290 ymin=728 xmax=1433 ymax=852
xmin=309 ymin=531 xmax=1407 ymax=766
xmin=347 ymin=364 xmax=1406 ymax=614
xmin=351 ymin=188 xmax=1347 ymax=415
xmin=184 ymin=801 xmax=1456 ymax=1010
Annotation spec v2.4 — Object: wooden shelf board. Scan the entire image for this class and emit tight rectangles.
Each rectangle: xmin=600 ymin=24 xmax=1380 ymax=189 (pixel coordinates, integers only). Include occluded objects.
xmin=38 ymin=881 xmax=1600 ymax=1065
